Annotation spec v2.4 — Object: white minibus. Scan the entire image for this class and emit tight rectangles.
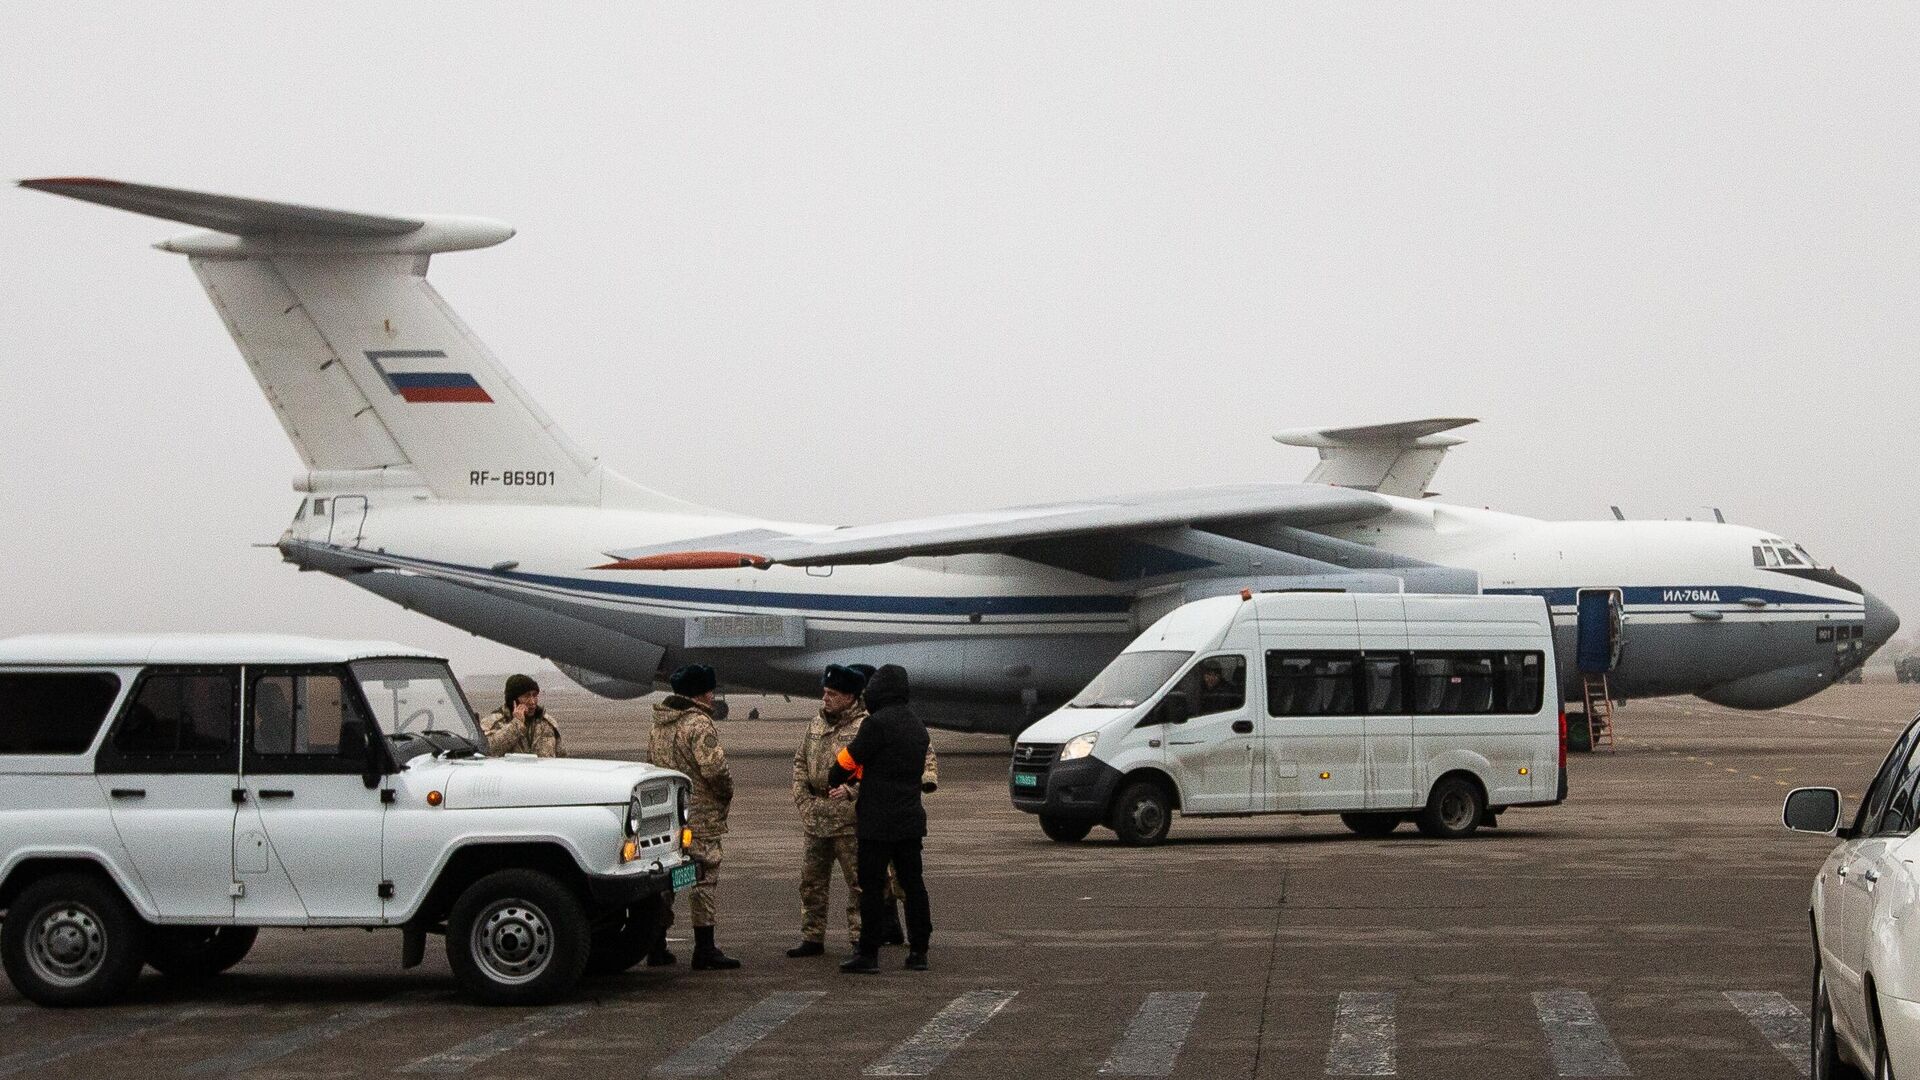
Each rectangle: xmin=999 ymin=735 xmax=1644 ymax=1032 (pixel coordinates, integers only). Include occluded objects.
xmin=1010 ymin=591 xmax=1566 ymax=844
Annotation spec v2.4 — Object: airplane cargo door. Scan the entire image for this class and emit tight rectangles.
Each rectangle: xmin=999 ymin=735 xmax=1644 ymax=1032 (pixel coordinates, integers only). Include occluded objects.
xmin=1576 ymin=589 xmax=1623 ymax=673
xmin=328 ymin=496 xmax=368 ymax=548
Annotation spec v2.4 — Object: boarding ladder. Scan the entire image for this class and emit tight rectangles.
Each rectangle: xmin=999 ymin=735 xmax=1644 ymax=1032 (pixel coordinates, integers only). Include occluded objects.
xmin=1581 ymin=674 xmax=1616 ymax=751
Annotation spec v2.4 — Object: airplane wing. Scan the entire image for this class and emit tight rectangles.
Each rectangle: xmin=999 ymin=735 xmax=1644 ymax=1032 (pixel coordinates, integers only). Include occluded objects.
xmin=597 ymin=483 xmax=1389 ymax=570
xmin=1273 ymin=417 xmax=1476 ymax=499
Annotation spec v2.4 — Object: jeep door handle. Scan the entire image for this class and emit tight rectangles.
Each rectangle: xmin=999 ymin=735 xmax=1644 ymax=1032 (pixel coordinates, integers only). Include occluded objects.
xmin=1863 ymin=868 xmax=1881 ymax=884
xmin=1232 ymin=720 xmax=1254 ymax=734
xmin=256 ymin=789 xmax=296 ymax=800
xmin=109 ymin=788 xmax=145 ymax=799
xmin=1837 ymin=865 xmax=1848 ymax=878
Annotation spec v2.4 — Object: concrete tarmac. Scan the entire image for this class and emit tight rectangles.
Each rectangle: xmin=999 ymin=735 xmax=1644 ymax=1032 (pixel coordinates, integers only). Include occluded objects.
xmin=3 ymin=679 xmax=1916 ymax=1079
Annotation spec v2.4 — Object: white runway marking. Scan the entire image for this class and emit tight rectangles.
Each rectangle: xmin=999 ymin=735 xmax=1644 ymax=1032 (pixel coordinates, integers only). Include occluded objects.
xmin=0 ymin=1008 xmax=182 ymax=1078
xmin=864 ymin=990 xmax=1019 ymax=1077
xmin=182 ymin=998 xmax=408 ymax=1075
xmin=651 ymin=991 xmax=825 ymax=1077
xmin=1533 ymin=990 xmax=1630 ymax=1076
xmin=399 ymin=1004 xmax=593 ymax=1074
xmin=1326 ymin=991 xmax=1397 ymax=1076
xmin=1099 ymin=991 xmax=1206 ymax=1076
xmin=1724 ymin=991 xmax=1810 ymax=1078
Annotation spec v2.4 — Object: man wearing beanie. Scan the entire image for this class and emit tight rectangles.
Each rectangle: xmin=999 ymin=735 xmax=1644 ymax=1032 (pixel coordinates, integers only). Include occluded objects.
xmin=828 ymin=664 xmax=935 ymax=973
xmin=479 ymin=674 xmax=564 ymax=757
xmin=787 ymin=664 xmax=870 ymax=958
xmin=648 ymin=663 xmax=741 ymax=970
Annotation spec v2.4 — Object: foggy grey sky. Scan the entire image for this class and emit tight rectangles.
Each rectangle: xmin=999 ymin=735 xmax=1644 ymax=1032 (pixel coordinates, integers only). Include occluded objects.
xmin=3 ymin=4 xmax=1915 ymax=675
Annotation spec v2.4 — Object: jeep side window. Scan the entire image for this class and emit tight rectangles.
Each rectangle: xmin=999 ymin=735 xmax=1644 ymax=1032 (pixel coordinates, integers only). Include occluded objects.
xmin=0 ymin=672 xmax=122 ymax=754
xmin=248 ymin=669 xmax=365 ymax=770
xmin=98 ymin=668 xmax=239 ymax=774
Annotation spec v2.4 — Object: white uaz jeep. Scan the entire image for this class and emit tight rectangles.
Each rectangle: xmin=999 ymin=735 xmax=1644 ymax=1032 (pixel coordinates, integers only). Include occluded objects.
xmin=0 ymin=634 xmax=693 ymax=1006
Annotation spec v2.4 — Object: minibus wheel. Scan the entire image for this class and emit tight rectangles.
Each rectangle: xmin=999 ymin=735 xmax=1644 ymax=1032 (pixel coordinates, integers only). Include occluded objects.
xmin=1110 ymin=781 xmax=1172 ymax=846
xmin=1416 ymin=774 xmax=1485 ymax=839
xmin=1039 ymin=815 xmax=1094 ymax=843
xmin=1340 ymin=813 xmax=1403 ymax=838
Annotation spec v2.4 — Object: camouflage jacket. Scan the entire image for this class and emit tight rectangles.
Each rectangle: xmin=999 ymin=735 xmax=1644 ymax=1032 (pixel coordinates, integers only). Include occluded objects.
xmin=479 ymin=706 xmax=564 ymax=758
xmin=649 ymin=696 xmax=733 ymax=836
xmin=792 ymin=702 xmax=868 ymax=837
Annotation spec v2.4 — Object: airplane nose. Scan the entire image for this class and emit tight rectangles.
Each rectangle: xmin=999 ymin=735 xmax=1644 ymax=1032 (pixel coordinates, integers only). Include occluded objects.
xmin=1864 ymin=590 xmax=1901 ymax=652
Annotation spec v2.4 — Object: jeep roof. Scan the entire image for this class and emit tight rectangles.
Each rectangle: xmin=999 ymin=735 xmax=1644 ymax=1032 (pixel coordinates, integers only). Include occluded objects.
xmin=0 ymin=633 xmax=441 ymax=666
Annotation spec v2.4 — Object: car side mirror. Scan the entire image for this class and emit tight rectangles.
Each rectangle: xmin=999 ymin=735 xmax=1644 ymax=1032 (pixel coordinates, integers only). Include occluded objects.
xmin=1158 ymin=696 xmax=1192 ymax=725
xmin=348 ymin=723 xmax=387 ymax=789
xmin=1783 ymin=787 xmax=1843 ymax=835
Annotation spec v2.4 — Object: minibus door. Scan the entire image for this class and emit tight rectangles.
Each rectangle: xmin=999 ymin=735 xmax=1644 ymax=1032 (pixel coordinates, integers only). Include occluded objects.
xmin=1264 ymin=650 xmax=1368 ymax=812
xmin=1161 ymin=655 xmax=1254 ymax=814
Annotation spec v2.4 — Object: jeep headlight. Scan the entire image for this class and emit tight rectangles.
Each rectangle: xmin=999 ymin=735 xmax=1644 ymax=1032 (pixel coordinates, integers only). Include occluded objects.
xmin=1059 ymin=731 xmax=1099 ymax=761
xmin=625 ymin=792 xmax=643 ymax=837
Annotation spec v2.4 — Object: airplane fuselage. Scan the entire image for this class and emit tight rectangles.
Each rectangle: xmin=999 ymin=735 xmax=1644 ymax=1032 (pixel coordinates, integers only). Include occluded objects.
xmin=284 ymin=490 xmax=1880 ymax=733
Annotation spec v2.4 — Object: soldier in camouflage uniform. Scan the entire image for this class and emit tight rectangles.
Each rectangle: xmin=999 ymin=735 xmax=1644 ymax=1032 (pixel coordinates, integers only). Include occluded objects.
xmin=786 ymin=664 xmax=871 ymax=958
xmin=648 ymin=664 xmax=741 ymax=970
xmin=478 ymin=673 xmax=564 ymax=757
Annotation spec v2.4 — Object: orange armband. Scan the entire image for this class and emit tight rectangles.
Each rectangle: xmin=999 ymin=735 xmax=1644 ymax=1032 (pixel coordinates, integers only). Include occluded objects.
xmin=835 ymin=747 xmax=863 ymax=779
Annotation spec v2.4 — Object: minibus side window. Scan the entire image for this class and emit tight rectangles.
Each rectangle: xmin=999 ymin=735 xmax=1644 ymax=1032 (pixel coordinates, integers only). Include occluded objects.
xmin=1361 ymin=656 xmax=1405 ymax=713
xmin=1159 ymin=655 xmax=1247 ymax=722
xmin=1266 ymin=652 xmax=1360 ymax=717
xmin=1412 ymin=651 xmax=1546 ymax=715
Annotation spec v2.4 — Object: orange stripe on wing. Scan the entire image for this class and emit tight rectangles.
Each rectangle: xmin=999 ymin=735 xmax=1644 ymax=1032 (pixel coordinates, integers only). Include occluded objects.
xmin=593 ymin=552 xmax=772 ymax=571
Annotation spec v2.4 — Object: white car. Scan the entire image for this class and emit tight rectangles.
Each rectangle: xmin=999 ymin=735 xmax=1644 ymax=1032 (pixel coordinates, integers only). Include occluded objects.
xmin=0 ymin=634 xmax=693 ymax=1007
xmin=1784 ymin=710 xmax=1920 ymax=1080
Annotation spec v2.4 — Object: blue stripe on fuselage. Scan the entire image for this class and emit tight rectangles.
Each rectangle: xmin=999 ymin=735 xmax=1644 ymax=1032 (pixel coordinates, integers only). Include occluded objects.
xmin=369 ymin=549 xmax=1137 ymax=617
xmin=1485 ymin=585 xmax=1857 ymax=608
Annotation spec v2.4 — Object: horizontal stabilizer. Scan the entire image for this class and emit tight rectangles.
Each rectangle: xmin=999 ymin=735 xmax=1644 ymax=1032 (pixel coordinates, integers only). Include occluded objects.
xmin=1273 ymin=417 xmax=1477 ymax=498
xmin=20 ymin=177 xmax=423 ymax=238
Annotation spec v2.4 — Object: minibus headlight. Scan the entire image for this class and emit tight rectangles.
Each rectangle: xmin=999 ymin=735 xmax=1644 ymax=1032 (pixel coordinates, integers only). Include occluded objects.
xmin=1059 ymin=731 xmax=1099 ymax=761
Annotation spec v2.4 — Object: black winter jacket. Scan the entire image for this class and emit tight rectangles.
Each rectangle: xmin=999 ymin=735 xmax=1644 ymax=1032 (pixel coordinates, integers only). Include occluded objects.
xmin=828 ymin=665 xmax=930 ymax=843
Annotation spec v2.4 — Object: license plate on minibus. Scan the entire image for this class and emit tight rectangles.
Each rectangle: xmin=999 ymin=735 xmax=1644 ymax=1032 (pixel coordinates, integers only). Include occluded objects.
xmin=1013 ymin=772 xmax=1040 ymax=789
xmin=671 ymin=862 xmax=697 ymax=891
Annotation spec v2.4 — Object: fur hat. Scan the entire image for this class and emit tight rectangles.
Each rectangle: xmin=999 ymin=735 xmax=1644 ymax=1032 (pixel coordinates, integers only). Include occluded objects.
xmin=822 ymin=664 xmax=869 ymax=695
xmin=669 ymin=664 xmax=718 ymax=697
xmin=504 ymin=673 xmax=539 ymax=704
xmin=847 ymin=663 xmax=877 ymax=681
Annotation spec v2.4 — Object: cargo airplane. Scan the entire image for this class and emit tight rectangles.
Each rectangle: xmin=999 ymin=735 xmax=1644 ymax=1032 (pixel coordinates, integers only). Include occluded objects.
xmin=23 ymin=178 xmax=1900 ymax=733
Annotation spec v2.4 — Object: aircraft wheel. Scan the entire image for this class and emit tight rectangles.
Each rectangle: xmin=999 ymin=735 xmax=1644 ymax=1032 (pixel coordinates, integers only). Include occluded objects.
xmin=1039 ymin=815 xmax=1094 ymax=843
xmin=1340 ymin=812 xmax=1403 ymax=838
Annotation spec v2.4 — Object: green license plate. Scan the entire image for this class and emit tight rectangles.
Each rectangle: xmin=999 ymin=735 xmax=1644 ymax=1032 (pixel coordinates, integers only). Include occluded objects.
xmin=1013 ymin=772 xmax=1040 ymax=789
xmin=671 ymin=862 xmax=698 ymax=891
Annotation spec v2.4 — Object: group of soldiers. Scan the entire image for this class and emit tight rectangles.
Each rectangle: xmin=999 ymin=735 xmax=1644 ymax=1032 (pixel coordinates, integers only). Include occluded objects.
xmin=478 ymin=660 xmax=939 ymax=973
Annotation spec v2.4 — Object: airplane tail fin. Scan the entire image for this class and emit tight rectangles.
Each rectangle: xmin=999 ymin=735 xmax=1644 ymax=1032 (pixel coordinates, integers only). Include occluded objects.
xmin=1273 ymin=417 xmax=1476 ymax=499
xmin=22 ymin=178 xmax=706 ymax=512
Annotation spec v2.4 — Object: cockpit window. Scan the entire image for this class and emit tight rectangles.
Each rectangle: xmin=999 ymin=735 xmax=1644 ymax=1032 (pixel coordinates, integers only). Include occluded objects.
xmin=1776 ymin=547 xmax=1804 ymax=566
xmin=1755 ymin=539 xmax=1819 ymax=569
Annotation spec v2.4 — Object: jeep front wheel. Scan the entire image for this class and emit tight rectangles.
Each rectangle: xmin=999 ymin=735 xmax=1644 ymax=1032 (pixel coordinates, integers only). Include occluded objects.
xmin=148 ymin=926 xmax=258 ymax=979
xmin=447 ymin=869 xmax=591 ymax=1005
xmin=1 ymin=872 xmax=148 ymax=1006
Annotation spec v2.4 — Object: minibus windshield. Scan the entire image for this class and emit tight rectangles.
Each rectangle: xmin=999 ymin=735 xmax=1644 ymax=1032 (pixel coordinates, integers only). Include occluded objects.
xmin=1069 ymin=650 xmax=1193 ymax=709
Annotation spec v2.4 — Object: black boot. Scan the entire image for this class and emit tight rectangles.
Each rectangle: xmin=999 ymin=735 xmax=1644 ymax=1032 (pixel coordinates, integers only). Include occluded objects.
xmin=691 ymin=926 xmax=741 ymax=970
xmin=786 ymin=940 xmax=825 ymax=958
xmin=645 ymin=925 xmax=676 ymax=967
xmin=904 ymin=950 xmax=929 ymax=971
xmin=840 ymin=952 xmax=879 ymax=974
xmin=880 ymin=900 xmax=906 ymax=946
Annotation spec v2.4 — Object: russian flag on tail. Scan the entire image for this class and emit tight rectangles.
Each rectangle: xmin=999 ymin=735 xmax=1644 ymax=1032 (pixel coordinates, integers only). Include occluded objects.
xmin=366 ymin=349 xmax=494 ymax=404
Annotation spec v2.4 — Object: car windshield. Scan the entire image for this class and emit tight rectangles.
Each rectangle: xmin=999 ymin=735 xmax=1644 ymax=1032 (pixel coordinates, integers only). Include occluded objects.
xmin=1069 ymin=650 xmax=1193 ymax=709
xmin=350 ymin=658 xmax=484 ymax=758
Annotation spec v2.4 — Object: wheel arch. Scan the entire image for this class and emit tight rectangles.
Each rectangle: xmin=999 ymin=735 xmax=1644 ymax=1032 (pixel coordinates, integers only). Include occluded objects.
xmin=1424 ymin=767 xmax=1490 ymax=809
xmin=1116 ymin=766 xmax=1181 ymax=812
xmin=407 ymin=841 xmax=592 ymax=928
xmin=0 ymin=854 xmax=148 ymax=920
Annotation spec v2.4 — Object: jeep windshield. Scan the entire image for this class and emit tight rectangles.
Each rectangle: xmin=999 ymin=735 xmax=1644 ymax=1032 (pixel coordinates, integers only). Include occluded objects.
xmin=351 ymin=658 xmax=485 ymax=761
xmin=1068 ymin=650 xmax=1193 ymax=709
